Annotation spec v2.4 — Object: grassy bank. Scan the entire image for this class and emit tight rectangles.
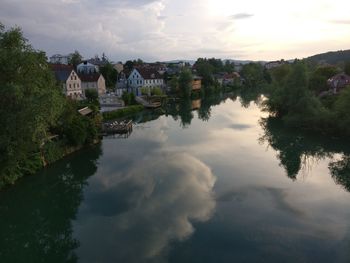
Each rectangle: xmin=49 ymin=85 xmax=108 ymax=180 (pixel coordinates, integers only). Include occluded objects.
xmin=102 ymin=105 xmax=144 ymax=121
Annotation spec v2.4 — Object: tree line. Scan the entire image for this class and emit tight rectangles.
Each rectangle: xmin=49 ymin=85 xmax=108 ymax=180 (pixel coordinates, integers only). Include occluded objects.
xmin=0 ymin=24 xmax=101 ymax=188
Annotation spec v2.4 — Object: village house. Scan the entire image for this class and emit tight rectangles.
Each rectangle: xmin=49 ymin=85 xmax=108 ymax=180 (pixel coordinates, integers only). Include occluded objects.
xmin=79 ymin=73 xmax=107 ymax=96
xmin=115 ymin=72 xmax=128 ymax=97
xmin=327 ymin=73 xmax=350 ymax=94
xmin=127 ymin=67 xmax=164 ymax=96
xmin=77 ymin=61 xmax=99 ymax=74
xmin=223 ymin=72 xmax=240 ymax=85
xmin=51 ymin=64 xmax=83 ymax=99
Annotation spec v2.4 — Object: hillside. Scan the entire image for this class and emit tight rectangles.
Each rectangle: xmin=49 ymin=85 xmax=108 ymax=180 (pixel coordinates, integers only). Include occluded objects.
xmin=306 ymin=49 xmax=350 ymax=65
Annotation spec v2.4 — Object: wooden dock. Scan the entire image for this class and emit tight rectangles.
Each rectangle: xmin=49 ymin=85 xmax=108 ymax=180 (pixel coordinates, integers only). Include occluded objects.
xmin=102 ymin=120 xmax=133 ymax=135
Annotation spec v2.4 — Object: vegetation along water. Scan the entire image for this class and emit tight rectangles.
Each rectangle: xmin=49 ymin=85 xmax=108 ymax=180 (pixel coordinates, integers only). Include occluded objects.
xmin=1 ymin=22 xmax=350 ymax=262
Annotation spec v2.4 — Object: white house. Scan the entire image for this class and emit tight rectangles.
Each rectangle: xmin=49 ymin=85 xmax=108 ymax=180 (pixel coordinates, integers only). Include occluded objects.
xmin=51 ymin=64 xmax=83 ymax=99
xmin=79 ymin=73 xmax=107 ymax=96
xmin=127 ymin=67 xmax=164 ymax=96
xmin=77 ymin=61 xmax=99 ymax=74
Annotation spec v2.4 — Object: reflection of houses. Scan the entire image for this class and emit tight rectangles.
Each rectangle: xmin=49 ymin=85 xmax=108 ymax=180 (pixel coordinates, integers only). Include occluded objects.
xmin=51 ymin=64 xmax=83 ymax=99
xmin=191 ymin=99 xmax=201 ymax=110
xmin=49 ymin=54 xmax=71 ymax=65
xmin=79 ymin=73 xmax=107 ymax=96
xmin=127 ymin=67 xmax=164 ymax=96
xmin=328 ymin=73 xmax=350 ymax=94
xmin=223 ymin=72 xmax=240 ymax=85
xmin=192 ymin=76 xmax=202 ymax=91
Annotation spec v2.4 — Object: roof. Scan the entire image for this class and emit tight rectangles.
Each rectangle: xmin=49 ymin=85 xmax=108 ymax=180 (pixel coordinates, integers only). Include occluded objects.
xmin=50 ymin=64 xmax=74 ymax=82
xmin=328 ymin=73 xmax=350 ymax=89
xmin=135 ymin=67 xmax=163 ymax=80
xmin=78 ymin=107 xmax=93 ymax=116
xmin=78 ymin=73 xmax=102 ymax=82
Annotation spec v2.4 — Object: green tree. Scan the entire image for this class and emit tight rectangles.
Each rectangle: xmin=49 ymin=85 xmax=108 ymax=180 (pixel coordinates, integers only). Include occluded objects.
xmin=240 ymin=62 xmax=266 ymax=88
xmin=344 ymin=61 xmax=350 ymax=75
xmin=68 ymin=50 xmax=83 ymax=69
xmin=178 ymin=69 xmax=193 ymax=97
xmin=99 ymin=62 xmax=118 ymax=89
xmin=0 ymin=23 xmax=64 ymax=186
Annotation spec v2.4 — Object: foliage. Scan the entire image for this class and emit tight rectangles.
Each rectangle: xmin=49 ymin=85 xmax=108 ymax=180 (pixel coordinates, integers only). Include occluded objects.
xmin=99 ymin=62 xmax=118 ymax=89
xmin=240 ymin=62 xmax=267 ymax=88
xmin=308 ymin=65 xmax=339 ymax=93
xmin=333 ymin=87 xmax=350 ymax=135
xmin=102 ymin=105 xmax=144 ymax=121
xmin=178 ymin=69 xmax=193 ymax=97
xmin=140 ymin=87 xmax=149 ymax=96
xmin=85 ymin=88 xmax=99 ymax=103
xmin=0 ymin=23 xmax=65 ymax=186
xmin=122 ymin=91 xmax=136 ymax=105
xmin=169 ymin=76 xmax=179 ymax=94
xmin=151 ymin=87 xmax=163 ymax=96
xmin=68 ymin=50 xmax=83 ymax=69
xmin=345 ymin=61 xmax=350 ymax=75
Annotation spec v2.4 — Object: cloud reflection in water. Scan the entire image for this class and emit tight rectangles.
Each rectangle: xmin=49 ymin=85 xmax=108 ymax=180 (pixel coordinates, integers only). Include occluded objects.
xmin=74 ymin=152 xmax=216 ymax=263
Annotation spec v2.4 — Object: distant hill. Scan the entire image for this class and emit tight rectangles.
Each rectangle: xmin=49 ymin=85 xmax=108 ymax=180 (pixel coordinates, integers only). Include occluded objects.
xmin=306 ymin=49 xmax=350 ymax=65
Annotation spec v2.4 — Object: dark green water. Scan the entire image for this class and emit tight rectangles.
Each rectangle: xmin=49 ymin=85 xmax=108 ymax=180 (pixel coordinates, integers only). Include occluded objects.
xmin=1 ymin=95 xmax=350 ymax=263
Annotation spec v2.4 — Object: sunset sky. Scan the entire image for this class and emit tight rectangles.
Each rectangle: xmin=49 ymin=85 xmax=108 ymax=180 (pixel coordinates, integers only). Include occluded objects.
xmin=1 ymin=0 xmax=350 ymax=62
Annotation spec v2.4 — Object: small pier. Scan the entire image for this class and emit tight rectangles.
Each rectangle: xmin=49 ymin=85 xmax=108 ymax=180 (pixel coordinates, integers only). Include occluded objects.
xmin=102 ymin=120 xmax=133 ymax=135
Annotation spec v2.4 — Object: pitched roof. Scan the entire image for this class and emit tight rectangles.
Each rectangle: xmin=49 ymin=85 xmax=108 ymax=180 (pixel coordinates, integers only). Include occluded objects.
xmin=328 ymin=73 xmax=350 ymax=89
xmin=78 ymin=107 xmax=93 ymax=116
xmin=78 ymin=73 xmax=102 ymax=82
xmin=50 ymin=64 xmax=74 ymax=82
xmin=135 ymin=67 xmax=163 ymax=80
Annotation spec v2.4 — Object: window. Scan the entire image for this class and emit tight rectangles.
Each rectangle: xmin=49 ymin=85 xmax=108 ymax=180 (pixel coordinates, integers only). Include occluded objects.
xmin=73 ymin=83 xmax=76 ymax=89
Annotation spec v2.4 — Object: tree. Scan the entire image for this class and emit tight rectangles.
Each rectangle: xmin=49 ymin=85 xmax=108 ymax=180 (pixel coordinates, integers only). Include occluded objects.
xmin=68 ymin=50 xmax=83 ymax=69
xmin=124 ymin=60 xmax=134 ymax=72
xmin=99 ymin=62 xmax=118 ymax=89
xmin=0 ymin=23 xmax=64 ymax=186
xmin=178 ymin=69 xmax=193 ymax=97
xmin=240 ymin=62 xmax=266 ymax=88
xmin=85 ymin=88 xmax=98 ymax=103
xmin=344 ymin=61 xmax=350 ymax=75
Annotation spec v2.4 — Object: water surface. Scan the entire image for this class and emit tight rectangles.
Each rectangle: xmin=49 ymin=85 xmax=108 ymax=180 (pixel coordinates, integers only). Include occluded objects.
xmin=1 ymin=95 xmax=350 ymax=262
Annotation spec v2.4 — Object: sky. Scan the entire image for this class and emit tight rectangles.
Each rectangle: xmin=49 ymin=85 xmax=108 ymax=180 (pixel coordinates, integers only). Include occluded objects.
xmin=1 ymin=0 xmax=350 ymax=62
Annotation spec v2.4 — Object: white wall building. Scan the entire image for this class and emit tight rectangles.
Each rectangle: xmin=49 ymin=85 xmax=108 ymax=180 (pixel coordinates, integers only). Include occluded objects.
xmin=51 ymin=64 xmax=83 ymax=99
xmin=127 ymin=68 xmax=164 ymax=96
xmin=77 ymin=61 xmax=99 ymax=74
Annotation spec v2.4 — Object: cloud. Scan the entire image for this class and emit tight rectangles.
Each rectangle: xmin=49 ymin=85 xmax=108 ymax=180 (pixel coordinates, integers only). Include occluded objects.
xmin=230 ymin=13 xmax=254 ymax=20
xmin=329 ymin=19 xmax=350 ymax=25
xmin=74 ymin=152 xmax=216 ymax=262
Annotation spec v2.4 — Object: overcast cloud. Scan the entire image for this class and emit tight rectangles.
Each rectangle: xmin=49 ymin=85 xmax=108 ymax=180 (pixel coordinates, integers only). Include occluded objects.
xmin=1 ymin=0 xmax=349 ymax=62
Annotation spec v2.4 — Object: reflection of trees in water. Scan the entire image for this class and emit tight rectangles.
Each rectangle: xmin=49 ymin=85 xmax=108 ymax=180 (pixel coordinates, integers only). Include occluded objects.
xmin=0 ymin=145 xmax=102 ymax=263
xmin=330 ymin=156 xmax=350 ymax=192
xmin=260 ymin=117 xmax=350 ymax=190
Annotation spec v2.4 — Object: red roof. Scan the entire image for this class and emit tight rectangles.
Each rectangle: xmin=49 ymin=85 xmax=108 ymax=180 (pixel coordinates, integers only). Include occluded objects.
xmin=135 ymin=67 xmax=163 ymax=80
xmin=78 ymin=73 xmax=102 ymax=82
xmin=50 ymin=64 xmax=74 ymax=71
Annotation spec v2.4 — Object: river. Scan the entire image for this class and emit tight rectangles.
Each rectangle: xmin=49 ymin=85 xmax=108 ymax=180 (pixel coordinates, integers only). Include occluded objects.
xmin=1 ymin=94 xmax=350 ymax=262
